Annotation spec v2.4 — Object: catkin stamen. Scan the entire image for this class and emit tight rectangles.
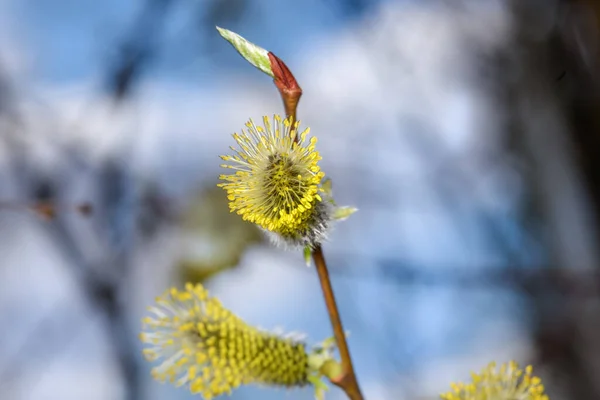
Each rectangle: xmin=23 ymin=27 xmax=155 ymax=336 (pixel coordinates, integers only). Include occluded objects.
xmin=218 ymin=115 xmax=331 ymax=247
xmin=440 ymin=361 xmax=549 ymax=400
xmin=140 ymin=284 xmax=310 ymax=399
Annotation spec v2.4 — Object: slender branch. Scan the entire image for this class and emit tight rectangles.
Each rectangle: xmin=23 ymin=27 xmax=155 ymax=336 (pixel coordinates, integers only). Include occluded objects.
xmin=268 ymin=52 xmax=364 ymax=400
xmin=312 ymin=245 xmax=364 ymax=400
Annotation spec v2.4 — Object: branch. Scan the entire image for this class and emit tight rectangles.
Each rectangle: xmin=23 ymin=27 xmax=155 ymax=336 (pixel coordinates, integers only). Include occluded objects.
xmin=269 ymin=53 xmax=364 ymax=400
xmin=312 ymin=246 xmax=364 ymax=400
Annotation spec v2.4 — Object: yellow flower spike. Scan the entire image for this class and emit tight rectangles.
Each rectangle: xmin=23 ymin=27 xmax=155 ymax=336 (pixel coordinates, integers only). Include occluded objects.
xmin=440 ymin=361 xmax=549 ymax=400
xmin=218 ymin=115 xmax=332 ymax=248
xmin=140 ymin=283 xmax=314 ymax=398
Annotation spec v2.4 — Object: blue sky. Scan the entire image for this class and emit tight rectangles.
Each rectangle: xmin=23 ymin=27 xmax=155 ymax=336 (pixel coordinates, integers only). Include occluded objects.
xmin=8 ymin=0 xmax=397 ymax=85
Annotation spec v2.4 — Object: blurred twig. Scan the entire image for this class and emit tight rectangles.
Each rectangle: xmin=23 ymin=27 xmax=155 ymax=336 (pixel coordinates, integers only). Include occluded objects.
xmin=105 ymin=0 xmax=175 ymax=101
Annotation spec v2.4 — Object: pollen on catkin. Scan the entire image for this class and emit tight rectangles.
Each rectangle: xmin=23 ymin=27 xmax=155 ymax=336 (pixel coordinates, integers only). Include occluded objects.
xmin=440 ymin=361 xmax=549 ymax=400
xmin=140 ymin=283 xmax=310 ymax=399
xmin=218 ymin=115 xmax=331 ymax=248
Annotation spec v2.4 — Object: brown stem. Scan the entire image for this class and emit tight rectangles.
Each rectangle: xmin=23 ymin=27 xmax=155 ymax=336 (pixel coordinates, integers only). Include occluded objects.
xmin=268 ymin=51 xmax=364 ymax=400
xmin=312 ymin=245 xmax=364 ymax=400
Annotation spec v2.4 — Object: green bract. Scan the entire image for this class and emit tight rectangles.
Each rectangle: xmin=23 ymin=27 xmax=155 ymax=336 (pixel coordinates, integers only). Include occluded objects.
xmin=216 ymin=27 xmax=274 ymax=77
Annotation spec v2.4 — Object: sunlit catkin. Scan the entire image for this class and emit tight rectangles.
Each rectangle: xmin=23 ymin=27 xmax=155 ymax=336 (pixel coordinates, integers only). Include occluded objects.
xmin=140 ymin=283 xmax=310 ymax=399
xmin=218 ymin=115 xmax=331 ymax=248
xmin=440 ymin=361 xmax=549 ymax=400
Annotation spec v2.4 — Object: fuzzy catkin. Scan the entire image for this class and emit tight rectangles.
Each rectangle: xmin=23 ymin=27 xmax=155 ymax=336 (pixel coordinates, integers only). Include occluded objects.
xmin=140 ymin=284 xmax=310 ymax=399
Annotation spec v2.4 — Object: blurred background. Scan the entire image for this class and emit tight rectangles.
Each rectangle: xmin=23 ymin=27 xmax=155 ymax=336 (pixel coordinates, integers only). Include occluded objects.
xmin=0 ymin=0 xmax=599 ymax=399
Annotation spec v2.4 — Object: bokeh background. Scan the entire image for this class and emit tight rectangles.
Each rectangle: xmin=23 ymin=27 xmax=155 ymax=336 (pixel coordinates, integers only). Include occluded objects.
xmin=1 ymin=0 xmax=599 ymax=399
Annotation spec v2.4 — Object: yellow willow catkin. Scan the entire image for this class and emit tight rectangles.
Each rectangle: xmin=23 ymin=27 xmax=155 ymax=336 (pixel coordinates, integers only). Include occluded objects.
xmin=140 ymin=283 xmax=310 ymax=399
xmin=218 ymin=115 xmax=331 ymax=248
xmin=440 ymin=361 xmax=549 ymax=400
